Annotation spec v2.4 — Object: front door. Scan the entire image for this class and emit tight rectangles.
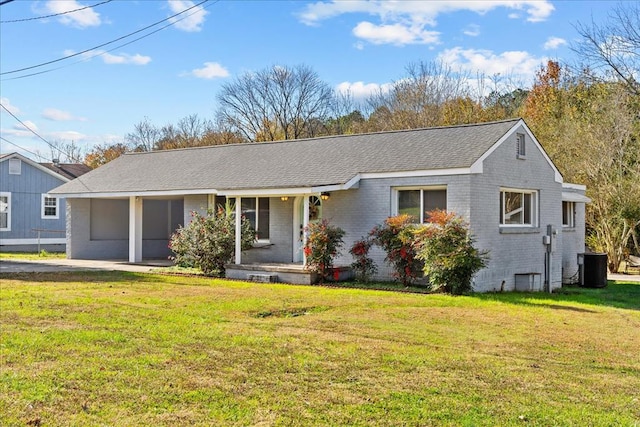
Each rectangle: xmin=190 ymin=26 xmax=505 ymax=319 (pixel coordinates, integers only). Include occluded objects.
xmin=292 ymin=195 xmax=323 ymax=262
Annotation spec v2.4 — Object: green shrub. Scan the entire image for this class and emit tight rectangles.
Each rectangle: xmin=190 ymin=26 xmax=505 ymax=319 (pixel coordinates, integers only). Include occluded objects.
xmin=414 ymin=210 xmax=489 ymax=295
xmin=303 ymin=219 xmax=345 ymax=283
xmin=369 ymin=214 xmax=422 ymax=286
xmin=169 ymin=202 xmax=255 ymax=277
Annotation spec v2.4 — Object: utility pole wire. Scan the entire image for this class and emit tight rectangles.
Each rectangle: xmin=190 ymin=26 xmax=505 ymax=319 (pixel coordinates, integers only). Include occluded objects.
xmin=1 ymin=0 xmax=112 ymax=23
xmin=1 ymin=0 xmax=218 ymax=81
xmin=0 ymin=103 xmax=59 ymax=157
xmin=0 ymin=136 xmax=46 ymax=160
xmin=1 ymin=0 xmax=210 ymax=75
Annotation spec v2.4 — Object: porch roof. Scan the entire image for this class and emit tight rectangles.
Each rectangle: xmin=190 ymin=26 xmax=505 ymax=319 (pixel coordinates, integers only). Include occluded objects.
xmin=51 ymin=119 xmax=521 ymax=197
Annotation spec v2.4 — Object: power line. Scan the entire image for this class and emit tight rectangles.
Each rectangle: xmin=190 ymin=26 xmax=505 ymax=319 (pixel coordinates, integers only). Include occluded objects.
xmin=3 ymin=1 xmax=218 ymax=81
xmin=1 ymin=0 xmax=212 ymax=76
xmin=0 ymin=0 xmax=17 ymax=6
xmin=0 ymin=0 xmax=113 ymax=23
xmin=0 ymin=136 xmax=45 ymax=160
xmin=0 ymin=103 xmax=60 ymax=158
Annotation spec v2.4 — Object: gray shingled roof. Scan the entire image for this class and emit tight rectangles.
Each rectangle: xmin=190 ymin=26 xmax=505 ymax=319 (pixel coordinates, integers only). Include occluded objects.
xmin=51 ymin=119 xmax=521 ymax=196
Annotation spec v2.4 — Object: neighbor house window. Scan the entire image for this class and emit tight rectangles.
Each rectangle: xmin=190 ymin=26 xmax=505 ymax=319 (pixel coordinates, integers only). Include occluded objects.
xmin=0 ymin=192 xmax=11 ymax=231
xmin=241 ymin=197 xmax=270 ymax=240
xmin=42 ymin=194 xmax=59 ymax=219
xmin=500 ymin=189 xmax=537 ymax=226
xmin=516 ymin=133 xmax=526 ymax=159
xmin=8 ymin=158 xmax=21 ymax=174
xmin=562 ymin=201 xmax=575 ymax=228
xmin=397 ymin=187 xmax=447 ymax=223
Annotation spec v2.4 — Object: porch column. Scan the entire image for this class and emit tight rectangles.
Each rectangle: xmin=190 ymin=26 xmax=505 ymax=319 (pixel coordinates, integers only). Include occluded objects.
xmin=129 ymin=196 xmax=143 ymax=263
xmin=235 ymin=197 xmax=242 ymax=264
xmin=302 ymin=195 xmax=310 ymax=265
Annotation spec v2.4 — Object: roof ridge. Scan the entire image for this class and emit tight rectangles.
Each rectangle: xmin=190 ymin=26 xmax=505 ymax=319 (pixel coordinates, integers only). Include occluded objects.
xmin=123 ymin=118 xmax=522 ymax=157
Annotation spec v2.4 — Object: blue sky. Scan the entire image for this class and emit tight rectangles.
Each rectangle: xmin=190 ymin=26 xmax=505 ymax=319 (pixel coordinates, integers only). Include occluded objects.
xmin=0 ymin=0 xmax=615 ymax=162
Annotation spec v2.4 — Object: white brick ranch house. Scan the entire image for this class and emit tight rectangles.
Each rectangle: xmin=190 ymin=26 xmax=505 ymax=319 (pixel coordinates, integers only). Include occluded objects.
xmin=51 ymin=118 xmax=589 ymax=292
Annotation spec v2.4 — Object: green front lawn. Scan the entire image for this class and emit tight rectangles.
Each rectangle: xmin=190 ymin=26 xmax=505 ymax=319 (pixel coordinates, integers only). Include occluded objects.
xmin=1 ymin=272 xmax=639 ymax=426
xmin=0 ymin=251 xmax=66 ymax=260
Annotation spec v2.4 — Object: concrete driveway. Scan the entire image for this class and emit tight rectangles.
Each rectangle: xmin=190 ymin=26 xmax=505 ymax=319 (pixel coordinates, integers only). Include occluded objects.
xmin=0 ymin=258 xmax=173 ymax=274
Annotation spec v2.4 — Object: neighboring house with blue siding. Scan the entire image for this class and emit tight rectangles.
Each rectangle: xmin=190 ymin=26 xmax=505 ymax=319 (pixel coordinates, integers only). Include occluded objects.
xmin=0 ymin=152 xmax=91 ymax=252
xmin=51 ymin=119 xmax=590 ymax=292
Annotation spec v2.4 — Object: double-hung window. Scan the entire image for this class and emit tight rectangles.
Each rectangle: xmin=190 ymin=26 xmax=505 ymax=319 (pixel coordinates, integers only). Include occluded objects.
xmin=0 ymin=192 xmax=10 ymax=231
xmin=499 ymin=189 xmax=537 ymax=226
xmin=241 ymin=197 xmax=270 ymax=240
xmin=42 ymin=194 xmax=59 ymax=219
xmin=396 ymin=187 xmax=447 ymax=223
xmin=562 ymin=201 xmax=575 ymax=228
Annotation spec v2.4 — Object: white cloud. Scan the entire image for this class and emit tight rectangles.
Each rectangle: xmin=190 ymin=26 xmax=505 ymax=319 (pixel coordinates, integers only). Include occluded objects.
xmin=336 ymin=81 xmax=392 ymax=100
xmin=14 ymin=120 xmax=39 ymax=132
xmin=544 ymin=36 xmax=567 ymax=50
xmin=438 ymin=47 xmax=546 ymax=82
xmin=48 ymin=130 xmax=87 ymax=141
xmin=184 ymin=62 xmax=230 ymax=79
xmin=353 ymin=21 xmax=440 ymax=45
xmin=42 ymin=108 xmax=87 ymax=122
xmin=44 ymin=0 xmax=102 ymax=28
xmin=463 ymin=24 xmax=481 ymax=37
xmin=300 ymin=1 xmax=554 ymax=46
xmin=0 ymin=98 xmax=21 ymax=115
xmin=168 ymin=0 xmax=208 ymax=32
xmin=64 ymin=49 xmax=151 ymax=65
xmin=101 ymin=52 xmax=152 ymax=65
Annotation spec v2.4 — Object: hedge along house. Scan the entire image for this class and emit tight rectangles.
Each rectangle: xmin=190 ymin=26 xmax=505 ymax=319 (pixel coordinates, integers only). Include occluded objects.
xmin=50 ymin=119 xmax=589 ymax=292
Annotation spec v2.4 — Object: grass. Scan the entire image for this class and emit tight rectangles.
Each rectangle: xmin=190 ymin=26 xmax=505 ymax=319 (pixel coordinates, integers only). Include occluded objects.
xmin=1 ymin=272 xmax=639 ymax=426
xmin=0 ymin=251 xmax=66 ymax=260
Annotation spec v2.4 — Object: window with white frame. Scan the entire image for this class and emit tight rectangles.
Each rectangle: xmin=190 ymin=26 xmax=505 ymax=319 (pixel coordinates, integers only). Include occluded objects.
xmin=499 ymin=189 xmax=537 ymax=226
xmin=562 ymin=201 xmax=575 ymax=228
xmin=241 ymin=197 xmax=270 ymax=240
xmin=0 ymin=192 xmax=11 ymax=231
xmin=42 ymin=194 xmax=59 ymax=219
xmin=396 ymin=187 xmax=447 ymax=223
xmin=516 ymin=133 xmax=526 ymax=159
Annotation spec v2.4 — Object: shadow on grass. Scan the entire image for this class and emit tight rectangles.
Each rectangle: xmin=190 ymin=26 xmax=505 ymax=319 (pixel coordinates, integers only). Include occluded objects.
xmin=0 ymin=270 xmax=169 ymax=284
xmin=473 ymin=281 xmax=640 ymax=311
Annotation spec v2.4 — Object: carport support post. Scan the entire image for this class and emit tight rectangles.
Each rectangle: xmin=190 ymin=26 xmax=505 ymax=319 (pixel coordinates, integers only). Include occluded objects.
xmin=129 ymin=196 xmax=143 ymax=263
xmin=235 ymin=197 xmax=242 ymax=265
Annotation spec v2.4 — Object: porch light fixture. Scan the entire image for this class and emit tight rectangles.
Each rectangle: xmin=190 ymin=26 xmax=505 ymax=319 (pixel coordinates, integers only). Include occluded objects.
xmin=320 ymin=192 xmax=330 ymax=201
xmin=280 ymin=196 xmax=289 ymax=201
